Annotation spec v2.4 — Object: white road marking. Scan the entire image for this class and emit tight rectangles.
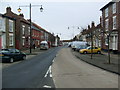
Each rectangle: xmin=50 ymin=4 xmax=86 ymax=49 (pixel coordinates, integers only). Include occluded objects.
xmin=49 ymin=66 xmax=52 ymax=77
xmin=52 ymin=58 xmax=55 ymax=63
xmin=44 ymin=65 xmax=52 ymax=78
xmin=43 ymin=85 xmax=51 ymax=88
xmin=55 ymin=54 xmax=59 ymax=57
xmin=44 ymin=67 xmax=50 ymax=77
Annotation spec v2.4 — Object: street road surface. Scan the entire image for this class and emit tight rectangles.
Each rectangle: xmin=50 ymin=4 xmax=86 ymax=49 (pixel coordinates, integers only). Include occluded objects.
xmin=52 ymin=47 xmax=118 ymax=88
xmin=2 ymin=47 xmax=61 ymax=88
xmin=2 ymin=46 xmax=119 ymax=88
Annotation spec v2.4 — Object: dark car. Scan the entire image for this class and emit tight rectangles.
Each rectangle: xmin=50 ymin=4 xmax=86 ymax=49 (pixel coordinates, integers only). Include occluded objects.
xmin=0 ymin=49 xmax=26 ymax=63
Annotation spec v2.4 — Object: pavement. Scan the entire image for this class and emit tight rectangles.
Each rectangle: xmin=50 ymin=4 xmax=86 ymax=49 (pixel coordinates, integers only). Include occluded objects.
xmin=21 ymin=48 xmax=46 ymax=59
xmin=72 ymin=48 xmax=119 ymax=75
xmin=22 ymin=48 xmax=43 ymax=55
xmin=52 ymin=48 xmax=118 ymax=88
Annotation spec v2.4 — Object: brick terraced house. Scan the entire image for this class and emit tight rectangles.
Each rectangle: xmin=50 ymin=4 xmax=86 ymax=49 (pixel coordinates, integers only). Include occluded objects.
xmin=3 ymin=7 xmax=59 ymax=50
xmin=4 ymin=7 xmax=30 ymax=50
xmin=100 ymin=1 xmax=120 ymax=53
xmin=0 ymin=13 xmax=15 ymax=49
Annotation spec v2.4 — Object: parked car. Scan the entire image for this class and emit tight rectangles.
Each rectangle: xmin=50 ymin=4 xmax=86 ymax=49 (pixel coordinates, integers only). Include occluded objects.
xmin=0 ymin=49 xmax=26 ymax=63
xmin=79 ymin=46 xmax=101 ymax=54
xmin=68 ymin=42 xmax=72 ymax=47
xmin=71 ymin=41 xmax=87 ymax=51
xmin=40 ymin=41 xmax=49 ymax=50
xmin=75 ymin=45 xmax=87 ymax=52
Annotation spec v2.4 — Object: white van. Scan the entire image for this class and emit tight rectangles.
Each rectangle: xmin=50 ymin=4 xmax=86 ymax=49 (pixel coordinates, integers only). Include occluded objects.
xmin=40 ymin=41 xmax=49 ymax=50
xmin=71 ymin=41 xmax=88 ymax=51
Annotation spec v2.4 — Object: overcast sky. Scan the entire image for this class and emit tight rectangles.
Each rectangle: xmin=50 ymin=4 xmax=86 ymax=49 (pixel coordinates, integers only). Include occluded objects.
xmin=0 ymin=0 xmax=111 ymax=40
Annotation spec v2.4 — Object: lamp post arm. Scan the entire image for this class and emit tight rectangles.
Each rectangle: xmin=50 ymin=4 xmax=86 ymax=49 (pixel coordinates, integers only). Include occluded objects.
xmin=19 ymin=5 xmax=42 ymax=7
xmin=19 ymin=5 xmax=30 ymax=7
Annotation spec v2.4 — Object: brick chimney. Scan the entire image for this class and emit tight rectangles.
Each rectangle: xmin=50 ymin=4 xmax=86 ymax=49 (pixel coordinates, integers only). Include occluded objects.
xmin=19 ymin=13 xmax=24 ymax=17
xmin=91 ymin=21 xmax=95 ymax=28
xmin=6 ymin=7 xmax=12 ymax=13
xmin=88 ymin=25 xmax=90 ymax=29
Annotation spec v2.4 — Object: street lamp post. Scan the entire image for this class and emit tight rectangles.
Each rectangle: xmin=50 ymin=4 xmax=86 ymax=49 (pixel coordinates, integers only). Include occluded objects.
xmin=17 ymin=3 xmax=43 ymax=53
xmin=68 ymin=26 xmax=80 ymax=41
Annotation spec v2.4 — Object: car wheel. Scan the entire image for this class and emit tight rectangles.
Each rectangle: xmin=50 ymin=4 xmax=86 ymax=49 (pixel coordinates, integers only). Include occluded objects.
xmin=10 ymin=58 xmax=14 ymax=63
xmin=83 ymin=51 xmax=87 ymax=54
xmin=97 ymin=51 xmax=101 ymax=54
xmin=23 ymin=56 xmax=26 ymax=60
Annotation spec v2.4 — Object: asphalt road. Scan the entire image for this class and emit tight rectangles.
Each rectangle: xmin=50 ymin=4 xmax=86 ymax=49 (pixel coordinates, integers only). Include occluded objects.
xmin=2 ymin=47 xmax=62 ymax=88
xmin=52 ymin=47 xmax=118 ymax=88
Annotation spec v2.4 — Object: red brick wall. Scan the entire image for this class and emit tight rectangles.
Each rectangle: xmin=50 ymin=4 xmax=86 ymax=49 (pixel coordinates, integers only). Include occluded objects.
xmin=5 ymin=7 xmax=30 ymax=50
xmin=101 ymin=2 xmax=120 ymax=52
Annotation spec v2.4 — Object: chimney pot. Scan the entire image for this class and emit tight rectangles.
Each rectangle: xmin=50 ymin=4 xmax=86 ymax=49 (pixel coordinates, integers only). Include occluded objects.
xmin=88 ymin=25 xmax=90 ymax=29
xmin=91 ymin=21 xmax=95 ymax=27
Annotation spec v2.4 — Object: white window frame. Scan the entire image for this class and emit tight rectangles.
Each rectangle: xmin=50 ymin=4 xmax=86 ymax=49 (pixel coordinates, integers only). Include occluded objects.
xmin=105 ymin=34 xmax=108 ymax=46
xmin=1 ymin=33 xmax=6 ymax=49
xmin=0 ymin=17 xmax=5 ymax=32
xmin=9 ymin=34 xmax=14 ymax=46
xmin=113 ymin=16 xmax=117 ymax=30
xmin=22 ymin=25 xmax=25 ymax=35
xmin=9 ymin=20 xmax=14 ymax=32
xmin=28 ymin=36 xmax=30 ymax=45
xmin=28 ymin=27 xmax=30 ymax=35
xmin=112 ymin=3 xmax=116 ymax=14
xmin=105 ymin=19 xmax=109 ymax=31
xmin=105 ymin=8 xmax=108 ymax=18
xmin=22 ymin=36 xmax=25 ymax=46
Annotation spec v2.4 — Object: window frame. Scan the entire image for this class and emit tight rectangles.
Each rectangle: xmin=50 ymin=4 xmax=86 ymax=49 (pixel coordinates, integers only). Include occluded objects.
xmin=22 ymin=25 xmax=25 ymax=35
xmin=105 ymin=19 xmax=109 ymax=31
xmin=9 ymin=20 xmax=14 ymax=32
xmin=112 ymin=3 xmax=116 ymax=14
xmin=105 ymin=8 xmax=108 ymax=18
xmin=113 ymin=16 xmax=117 ymax=30
xmin=9 ymin=34 xmax=14 ymax=46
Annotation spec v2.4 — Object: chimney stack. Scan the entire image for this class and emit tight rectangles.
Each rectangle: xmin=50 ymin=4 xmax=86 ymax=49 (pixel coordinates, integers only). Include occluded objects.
xmin=91 ymin=21 xmax=95 ymax=28
xmin=88 ymin=25 xmax=90 ymax=29
xmin=19 ymin=13 xmax=24 ymax=17
xmin=6 ymin=7 xmax=11 ymax=13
